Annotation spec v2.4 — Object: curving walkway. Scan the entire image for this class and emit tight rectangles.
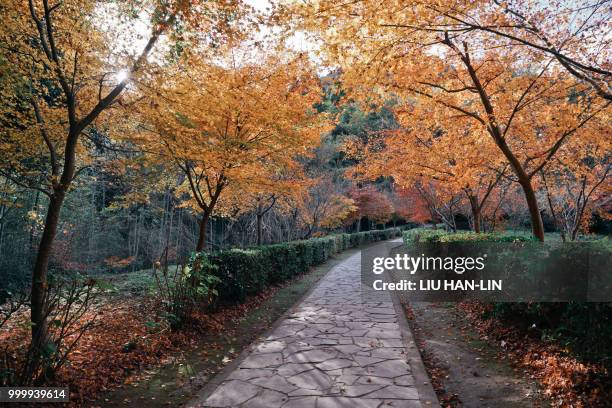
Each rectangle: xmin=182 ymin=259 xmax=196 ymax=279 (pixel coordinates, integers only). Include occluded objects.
xmin=190 ymin=250 xmax=426 ymax=408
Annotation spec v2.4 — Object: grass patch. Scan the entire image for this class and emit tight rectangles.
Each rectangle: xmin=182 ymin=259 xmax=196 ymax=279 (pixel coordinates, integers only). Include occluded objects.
xmin=97 ymin=266 xmax=179 ymax=297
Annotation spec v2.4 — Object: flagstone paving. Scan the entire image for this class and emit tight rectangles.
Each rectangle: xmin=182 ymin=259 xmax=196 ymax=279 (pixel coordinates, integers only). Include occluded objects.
xmin=193 ymin=251 xmax=423 ymax=408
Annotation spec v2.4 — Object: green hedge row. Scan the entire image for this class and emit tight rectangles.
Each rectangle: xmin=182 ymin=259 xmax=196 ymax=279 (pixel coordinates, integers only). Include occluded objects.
xmin=403 ymin=228 xmax=536 ymax=244
xmin=402 ymin=228 xmax=611 ymax=366
xmin=199 ymin=227 xmax=403 ymax=304
xmin=402 ymin=228 xmax=448 ymax=244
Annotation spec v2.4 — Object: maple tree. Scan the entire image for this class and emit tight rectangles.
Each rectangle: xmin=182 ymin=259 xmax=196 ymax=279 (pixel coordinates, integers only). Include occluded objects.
xmin=406 ymin=0 xmax=612 ymax=101
xmin=388 ymin=189 xmax=416 ymax=226
xmin=282 ymin=0 xmax=611 ymax=241
xmin=296 ymin=177 xmax=356 ymax=237
xmin=136 ymin=50 xmax=324 ymax=251
xmin=0 ymin=0 xmax=250 ymax=382
xmin=223 ymin=162 xmax=307 ymax=245
xmin=415 ymin=181 xmax=463 ymax=231
xmin=395 ymin=187 xmax=433 ymax=225
xmin=404 ymin=39 xmax=609 ymax=242
xmin=345 ymin=102 xmax=509 ymax=233
xmin=540 ymin=132 xmax=611 ymax=241
xmin=346 ymin=186 xmax=394 ymax=230
xmin=278 ymin=0 xmax=610 ymax=99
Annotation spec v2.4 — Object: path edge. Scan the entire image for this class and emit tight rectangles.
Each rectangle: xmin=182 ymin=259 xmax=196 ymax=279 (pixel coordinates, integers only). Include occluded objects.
xmin=386 ymin=241 xmax=440 ymax=407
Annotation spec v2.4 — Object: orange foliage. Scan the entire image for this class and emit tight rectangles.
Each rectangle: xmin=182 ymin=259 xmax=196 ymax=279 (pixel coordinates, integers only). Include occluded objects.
xmin=347 ymin=186 xmax=394 ymax=225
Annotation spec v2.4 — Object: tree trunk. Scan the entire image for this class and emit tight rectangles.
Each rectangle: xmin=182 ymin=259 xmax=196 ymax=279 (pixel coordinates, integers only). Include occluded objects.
xmin=28 ymin=190 xmax=65 ymax=382
xmin=0 ymin=202 xmax=5 ymax=258
xmin=491 ymin=135 xmax=545 ymax=241
xmin=256 ymin=212 xmax=263 ymax=246
xmin=196 ymin=214 xmax=209 ymax=252
xmin=29 ymin=190 xmax=41 ymax=252
xmin=448 ymin=38 xmax=545 ymax=242
xmin=472 ymin=210 xmax=481 ymax=233
xmin=570 ymin=222 xmax=580 ymax=241
xmin=0 ymin=219 xmax=4 ymax=259
xmin=468 ymin=195 xmax=481 ymax=233
xmin=519 ymin=179 xmax=545 ymax=241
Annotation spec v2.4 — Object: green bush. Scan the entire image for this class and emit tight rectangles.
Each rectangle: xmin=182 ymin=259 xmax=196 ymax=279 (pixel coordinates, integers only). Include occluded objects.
xmin=293 ymin=240 xmax=314 ymax=273
xmin=342 ymin=234 xmax=351 ymax=250
xmin=311 ymin=238 xmax=328 ymax=264
xmin=402 ymin=228 xmax=447 ymax=244
xmin=407 ymin=229 xmax=611 ymax=367
xmin=436 ymin=232 xmax=536 ymax=243
xmin=403 ymin=228 xmax=536 ymax=244
xmin=488 ymin=301 xmax=612 ymax=366
xmin=208 ymin=249 xmax=270 ymax=303
xmin=154 ymin=253 xmax=220 ymax=330
xmin=194 ymin=227 xmax=402 ymax=305
xmin=258 ymin=244 xmax=299 ymax=284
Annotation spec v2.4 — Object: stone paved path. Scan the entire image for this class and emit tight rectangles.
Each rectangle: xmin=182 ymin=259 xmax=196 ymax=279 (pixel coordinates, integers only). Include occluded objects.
xmin=194 ymin=251 xmax=423 ymax=408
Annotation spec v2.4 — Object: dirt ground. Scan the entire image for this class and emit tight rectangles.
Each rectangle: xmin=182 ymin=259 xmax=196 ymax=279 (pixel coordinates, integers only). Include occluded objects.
xmin=407 ymin=302 xmax=549 ymax=408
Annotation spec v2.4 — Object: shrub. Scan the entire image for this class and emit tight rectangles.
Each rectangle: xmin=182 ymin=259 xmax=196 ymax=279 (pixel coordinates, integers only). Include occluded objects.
xmin=341 ymin=234 xmax=351 ymax=250
xmin=410 ymin=229 xmax=611 ymax=367
xmin=435 ymin=232 xmax=536 ymax=243
xmin=402 ymin=228 xmax=447 ymax=244
xmin=1 ymin=274 xmax=101 ymax=385
xmin=154 ymin=254 xmax=220 ymax=329
xmin=193 ymin=227 xmax=402 ymax=306
xmin=208 ymin=249 xmax=269 ymax=303
xmin=311 ymin=238 xmax=328 ymax=264
xmin=403 ymin=228 xmax=536 ymax=244
xmin=258 ymin=244 xmax=299 ymax=284
xmin=292 ymin=240 xmax=314 ymax=274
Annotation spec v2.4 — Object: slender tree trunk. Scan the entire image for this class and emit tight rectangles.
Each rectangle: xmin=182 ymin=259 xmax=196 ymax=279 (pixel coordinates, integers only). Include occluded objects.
xmin=88 ymin=183 xmax=95 ymax=265
xmin=196 ymin=213 xmax=209 ymax=252
xmin=570 ymin=228 xmax=578 ymax=242
xmin=29 ymin=191 xmax=41 ymax=252
xmin=442 ymin=36 xmax=546 ymax=242
xmin=256 ymin=212 xmax=263 ymax=245
xmin=167 ymin=205 xmax=174 ymax=261
xmin=176 ymin=208 xmax=183 ymax=262
xmin=210 ymin=217 xmax=214 ymax=249
xmin=519 ymin=179 xmax=545 ymax=241
xmin=472 ymin=210 xmax=481 ymax=233
xmin=28 ymin=190 xmax=65 ymax=381
xmin=542 ymin=173 xmax=566 ymax=242
xmin=467 ymin=195 xmax=481 ymax=233
xmin=0 ymin=219 xmax=4 ymax=259
xmin=0 ymin=203 xmax=5 ymax=259
xmin=133 ymin=212 xmax=141 ymax=272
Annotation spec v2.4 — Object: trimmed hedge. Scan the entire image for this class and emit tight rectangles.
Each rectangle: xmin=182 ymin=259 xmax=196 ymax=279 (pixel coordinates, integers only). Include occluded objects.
xmin=199 ymin=227 xmax=403 ymax=304
xmin=435 ymin=232 xmax=537 ymax=243
xmin=403 ymin=228 xmax=536 ymax=244
xmin=403 ymin=228 xmax=611 ymax=366
xmin=402 ymin=228 xmax=448 ymax=244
